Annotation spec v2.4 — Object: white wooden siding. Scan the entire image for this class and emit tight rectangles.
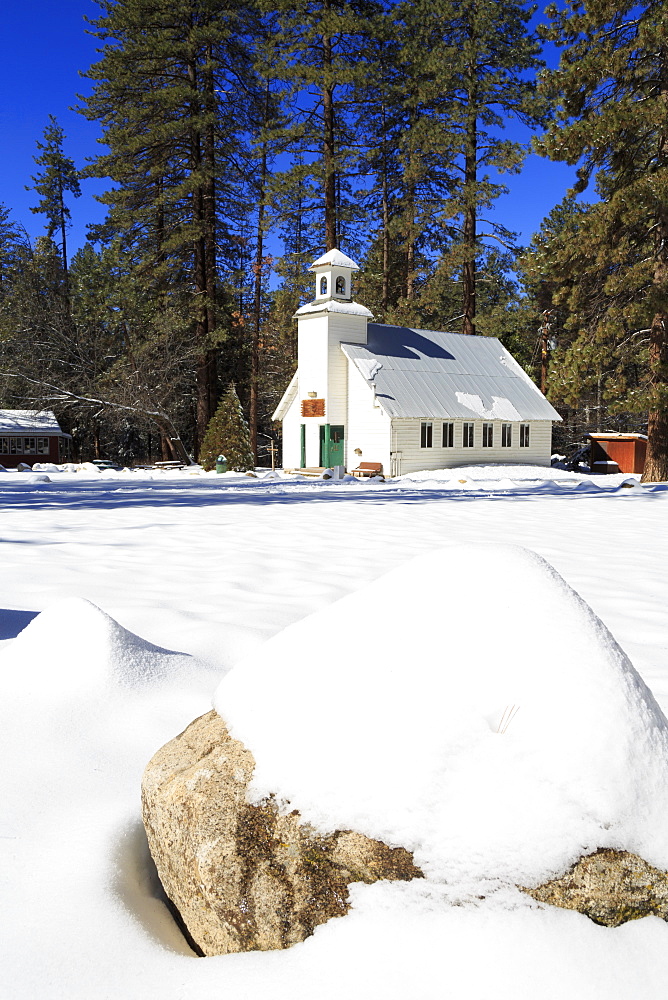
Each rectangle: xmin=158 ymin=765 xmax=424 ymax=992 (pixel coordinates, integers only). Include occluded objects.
xmin=284 ymin=309 xmax=369 ymax=467
xmin=296 ymin=311 xmax=367 ymax=427
xmin=346 ymin=360 xmax=391 ymax=473
xmin=296 ymin=314 xmax=329 ymax=412
xmin=280 ymin=393 xmax=302 ymax=469
xmin=390 ymin=419 xmax=554 ymax=475
xmin=326 ymin=313 xmax=367 ymax=426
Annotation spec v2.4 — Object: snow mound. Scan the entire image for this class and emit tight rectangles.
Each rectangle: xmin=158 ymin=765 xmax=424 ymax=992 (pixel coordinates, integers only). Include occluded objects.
xmin=4 ymin=598 xmax=193 ymax=698
xmin=397 ymin=464 xmax=585 ymax=483
xmin=215 ymin=544 xmax=668 ymax=893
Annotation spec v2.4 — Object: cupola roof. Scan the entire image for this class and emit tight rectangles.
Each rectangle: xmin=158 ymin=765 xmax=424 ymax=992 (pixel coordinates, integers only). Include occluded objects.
xmin=309 ymin=249 xmax=359 ymax=271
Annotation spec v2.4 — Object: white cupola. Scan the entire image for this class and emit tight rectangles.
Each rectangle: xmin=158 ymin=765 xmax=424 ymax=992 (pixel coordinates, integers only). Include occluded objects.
xmin=310 ymin=248 xmax=359 ymax=303
xmin=293 ymin=248 xmax=373 ymax=324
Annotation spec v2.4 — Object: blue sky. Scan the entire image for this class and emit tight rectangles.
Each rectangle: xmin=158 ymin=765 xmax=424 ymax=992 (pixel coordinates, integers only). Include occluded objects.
xmin=0 ymin=1 xmax=581 ymax=261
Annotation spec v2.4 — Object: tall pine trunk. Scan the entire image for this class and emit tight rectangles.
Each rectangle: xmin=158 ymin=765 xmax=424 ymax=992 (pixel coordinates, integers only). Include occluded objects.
xmin=642 ymin=66 xmax=668 ymax=483
xmin=323 ymin=1 xmax=337 ymax=250
xmin=462 ymin=31 xmax=477 ymax=337
xmin=250 ymin=85 xmax=270 ymax=463
xmin=642 ymin=254 xmax=668 ymax=481
xmin=188 ymin=32 xmax=217 ymax=453
xmin=643 ymin=317 xmax=668 ymax=481
xmin=58 ymin=175 xmax=68 ymax=274
xmin=202 ymin=40 xmax=219 ymax=443
xmin=381 ymin=137 xmax=390 ymax=315
xmin=405 ymin=172 xmax=416 ymax=302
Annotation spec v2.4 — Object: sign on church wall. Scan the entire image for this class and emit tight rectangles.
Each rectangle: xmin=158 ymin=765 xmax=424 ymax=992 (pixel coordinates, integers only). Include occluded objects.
xmin=301 ymin=399 xmax=325 ymax=417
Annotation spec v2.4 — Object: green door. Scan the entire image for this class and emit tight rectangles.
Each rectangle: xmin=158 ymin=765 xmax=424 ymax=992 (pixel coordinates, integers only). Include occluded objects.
xmin=329 ymin=425 xmax=345 ymax=467
xmin=300 ymin=424 xmax=306 ymax=468
xmin=319 ymin=424 xmax=345 ymax=467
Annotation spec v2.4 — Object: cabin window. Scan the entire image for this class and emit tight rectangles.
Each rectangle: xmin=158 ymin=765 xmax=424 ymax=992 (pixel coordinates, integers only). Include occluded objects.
xmin=482 ymin=423 xmax=494 ymax=447
xmin=0 ymin=436 xmax=52 ymax=456
xmin=420 ymin=421 xmax=433 ymax=448
xmin=501 ymin=423 xmax=512 ymax=447
xmin=335 ymin=276 xmax=345 ymax=295
xmin=520 ymin=423 xmax=530 ymax=447
xmin=462 ymin=422 xmax=474 ymax=447
xmin=442 ymin=422 xmax=454 ymax=447
xmin=320 ymin=276 xmax=328 ymax=295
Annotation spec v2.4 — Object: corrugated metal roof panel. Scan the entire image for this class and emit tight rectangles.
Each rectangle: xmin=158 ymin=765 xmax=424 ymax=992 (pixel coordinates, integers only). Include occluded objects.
xmin=341 ymin=324 xmax=561 ymax=421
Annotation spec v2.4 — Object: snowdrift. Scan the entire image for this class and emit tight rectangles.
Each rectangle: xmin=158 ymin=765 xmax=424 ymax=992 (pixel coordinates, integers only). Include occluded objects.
xmin=4 ymin=597 xmax=194 ymax=696
xmin=3 ymin=541 xmax=668 ymax=1000
xmin=215 ymin=544 xmax=668 ymax=891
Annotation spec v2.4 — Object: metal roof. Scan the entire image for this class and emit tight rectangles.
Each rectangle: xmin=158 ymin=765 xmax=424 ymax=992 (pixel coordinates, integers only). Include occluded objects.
xmin=341 ymin=324 xmax=562 ymax=422
xmin=0 ymin=409 xmax=65 ymax=434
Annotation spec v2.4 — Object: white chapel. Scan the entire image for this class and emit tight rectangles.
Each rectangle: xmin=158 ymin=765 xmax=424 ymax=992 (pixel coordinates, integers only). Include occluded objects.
xmin=273 ymin=249 xmax=561 ymax=476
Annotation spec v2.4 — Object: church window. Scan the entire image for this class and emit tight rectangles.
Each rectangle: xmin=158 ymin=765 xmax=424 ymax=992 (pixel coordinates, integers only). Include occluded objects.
xmin=320 ymin=276 xmax=328 ymax=295
xmin=336 ymin=276 xmax=345 ymax=295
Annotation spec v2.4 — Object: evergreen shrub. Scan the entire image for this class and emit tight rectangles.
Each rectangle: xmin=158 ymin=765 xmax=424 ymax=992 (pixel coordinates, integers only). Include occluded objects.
xmin=199 ymin=385 xmax=254 ymax=472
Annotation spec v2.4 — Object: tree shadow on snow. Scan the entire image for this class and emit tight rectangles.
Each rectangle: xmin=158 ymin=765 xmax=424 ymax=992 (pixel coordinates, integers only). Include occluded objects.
xmin=0 ymin=477 xmax=664 ymax=512
xmin=111 ymin=819 xmax=202 ymax=957
xmin=0 ymin=608 xmax=39 ymax=640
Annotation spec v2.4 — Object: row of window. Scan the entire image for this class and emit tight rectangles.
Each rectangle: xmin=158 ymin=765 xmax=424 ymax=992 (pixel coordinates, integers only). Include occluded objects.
xmin=420 ymin=422 xmax=531 ymax=449
xmin=0 ymin=436 xmax=52 ymax=456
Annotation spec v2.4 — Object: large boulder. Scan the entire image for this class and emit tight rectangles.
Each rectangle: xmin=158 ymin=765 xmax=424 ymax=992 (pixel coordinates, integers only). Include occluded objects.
xmin=524 ymin=849 xmax=668 ymax=927
xmin=141 ymin=710 xmax=422 ymax=956
xmin=143 ymin=544 xmax=668 ymax=952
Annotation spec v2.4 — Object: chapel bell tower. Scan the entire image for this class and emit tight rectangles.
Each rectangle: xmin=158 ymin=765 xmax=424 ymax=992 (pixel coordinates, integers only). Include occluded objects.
xmin=291 ymin=248 xmax=373 ymax=469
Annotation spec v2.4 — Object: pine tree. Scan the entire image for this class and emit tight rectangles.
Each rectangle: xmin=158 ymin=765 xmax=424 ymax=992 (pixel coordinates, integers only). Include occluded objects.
xmin=260 ymin=0 xmax=381 ymax=253
xmin=27 ymin=117 xmax=81 ymax=273
xmin=0 ymin=237 xmax=75 ymax=406
xmin=79 ymin=0 xmax=261 ymax=447
xmin=0 ymin=204 xmax=27 ymax=298
xmin=537 ymin=0 xmax=668 ymax=481
xmin=199 ymin=383 xmax=254 ymax=471
xmin=354 ymin=20 xmax=442 ymax=319
xmin=391 ymin=0 xmax=545 ymax=335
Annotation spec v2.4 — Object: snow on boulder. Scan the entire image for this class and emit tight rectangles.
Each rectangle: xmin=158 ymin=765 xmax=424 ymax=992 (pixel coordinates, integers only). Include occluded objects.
xmin=214 ymin=544 xmax=668 ymax=894
xmin=2 ymin=598 xmax=193 ymax=699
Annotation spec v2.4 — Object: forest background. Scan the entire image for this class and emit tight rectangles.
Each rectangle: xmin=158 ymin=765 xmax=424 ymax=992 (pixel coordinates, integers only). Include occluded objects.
xmin=1 ymin=0 xmax=667 ymax=480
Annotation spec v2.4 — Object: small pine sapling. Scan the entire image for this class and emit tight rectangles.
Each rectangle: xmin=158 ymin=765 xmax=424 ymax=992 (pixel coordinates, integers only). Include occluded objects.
xmin=199 ymin=385 xmax=255 ymax=472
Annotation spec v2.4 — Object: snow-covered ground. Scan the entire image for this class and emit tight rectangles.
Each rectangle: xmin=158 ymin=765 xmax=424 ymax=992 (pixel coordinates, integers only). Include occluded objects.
xmin=1 ymin=462 xmax=667 ymax=1000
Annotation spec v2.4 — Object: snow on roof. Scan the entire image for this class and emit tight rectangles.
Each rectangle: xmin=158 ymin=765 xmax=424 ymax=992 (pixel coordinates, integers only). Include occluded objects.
xmin=309 ymin=249 xmax=360 ymax=271
xmin=588 ymin=432 xmax=647 ymax=441
xmin=0 ymin=409 xmax=64 ymax=434
xmin=341 ymin=324 xmax=562 ymax=422
xmin=294 ymin=298 xmax=373 ymax=319
xmin=272 ymin=370 xmax=298 ymax=422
